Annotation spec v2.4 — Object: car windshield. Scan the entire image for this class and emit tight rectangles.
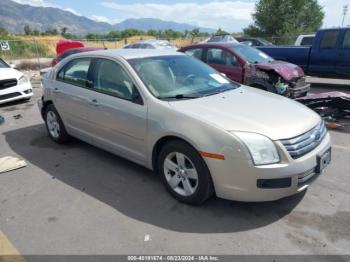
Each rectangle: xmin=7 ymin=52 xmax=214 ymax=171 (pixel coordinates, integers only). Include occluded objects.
xmin=231 ymin=45 xmax=274 ymax=64
xmin=129 ymin=55 xmax=240 ymax=100
xmin=0 ymin=59 xmax=10 ymax=68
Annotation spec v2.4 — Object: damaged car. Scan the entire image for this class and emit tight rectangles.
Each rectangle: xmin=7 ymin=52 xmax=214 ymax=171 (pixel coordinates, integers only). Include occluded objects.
xmin=179 ymin=43 xmax=310 ymax=98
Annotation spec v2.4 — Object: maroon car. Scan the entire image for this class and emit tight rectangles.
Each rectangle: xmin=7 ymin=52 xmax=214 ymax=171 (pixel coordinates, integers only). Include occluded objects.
xmin=179 ymin=43 xmax=310 ymax=98
xmin=51 ymin=47 xmax=104 ymax=66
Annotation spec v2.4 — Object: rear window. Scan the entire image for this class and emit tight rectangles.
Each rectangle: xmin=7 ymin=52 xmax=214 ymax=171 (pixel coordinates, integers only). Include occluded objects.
xmin=184 ymin=48 xmax=203 ymax=60
xmin=301 ymin=36 xmax=314 ymax=46
xmin=57 ymin=58 xmax=91 ymax=88
xmin=320 ymin=31 xmax=339 ymax=48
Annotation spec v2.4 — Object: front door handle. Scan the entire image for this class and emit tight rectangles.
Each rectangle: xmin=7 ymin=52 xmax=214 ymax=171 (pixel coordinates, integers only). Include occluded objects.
xmin=89 ymin=99 xmax=100 ymax=106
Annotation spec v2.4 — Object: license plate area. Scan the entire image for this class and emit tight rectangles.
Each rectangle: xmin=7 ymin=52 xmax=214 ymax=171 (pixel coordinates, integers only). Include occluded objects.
xmin=316 ymin=148 xmax=331 ymax=174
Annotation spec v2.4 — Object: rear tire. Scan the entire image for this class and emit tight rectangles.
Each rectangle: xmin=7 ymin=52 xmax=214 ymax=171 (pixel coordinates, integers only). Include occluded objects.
xmin=44 ymin=104 xmax=70 ymax=143
xmin=158 ymin=140 xmax=214 ymax=205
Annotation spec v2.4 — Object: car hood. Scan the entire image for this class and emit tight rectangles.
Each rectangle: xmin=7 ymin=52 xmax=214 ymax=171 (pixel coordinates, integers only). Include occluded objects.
xmin=256 ymin=60 xmax=304 ymax=81
xmin=169 ymin=86 xmax=320 ymax=140
xmin=0 ymin=68 xmax=23 ymax=80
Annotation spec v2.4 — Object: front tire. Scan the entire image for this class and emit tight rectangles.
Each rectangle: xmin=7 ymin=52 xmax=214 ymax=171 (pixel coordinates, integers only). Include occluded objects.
xmin=44 ymin=104 xmax=69 ymax=143
xmin=158 ymin=140 xmax=214 ymax=205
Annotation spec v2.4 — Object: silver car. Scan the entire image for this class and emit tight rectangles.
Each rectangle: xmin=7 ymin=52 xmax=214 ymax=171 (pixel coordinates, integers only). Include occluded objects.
xmin=39 ymin=49 xmax=331 ymax=205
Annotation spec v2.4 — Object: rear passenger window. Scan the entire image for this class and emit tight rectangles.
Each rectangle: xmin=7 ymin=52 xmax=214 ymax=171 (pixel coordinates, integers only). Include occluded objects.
xmin=320 ymin=31 xmax=339 ymax=49
xmin=185 ymin=48 xmax=203 ymax=60
xmin=301 ymin=36 xmax=314 ymax=46
xmin=93 ymin=59 xmax=135 ymax=101
xmin=57 ymin=58 xmax=91 ymax=87
xmin=207 ymin=48 xmax=239 ymax=67
xmin=343 ymin=31 xmax=350 ymax=48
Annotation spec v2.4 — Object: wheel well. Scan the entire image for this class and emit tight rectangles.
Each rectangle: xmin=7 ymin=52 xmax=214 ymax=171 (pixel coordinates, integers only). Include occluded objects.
xmin=41 ymin=100 xmax=53 ymax=117
xmin=152 ymin=136 xmax=193 ymax=172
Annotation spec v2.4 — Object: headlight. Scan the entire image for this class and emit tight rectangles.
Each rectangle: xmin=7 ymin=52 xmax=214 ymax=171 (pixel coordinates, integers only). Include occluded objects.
xmin=18 ymin=76 xmax=29 ymax=85
xmin=233 ymin=132 xmax=280 ymax=165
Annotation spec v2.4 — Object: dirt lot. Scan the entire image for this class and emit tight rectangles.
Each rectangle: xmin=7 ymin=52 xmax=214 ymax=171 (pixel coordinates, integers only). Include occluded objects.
xmin=0 ymin=74 xmax=350 ymax=256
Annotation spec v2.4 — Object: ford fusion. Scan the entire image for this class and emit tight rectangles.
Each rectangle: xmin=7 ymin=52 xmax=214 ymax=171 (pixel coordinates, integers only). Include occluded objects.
xmin=0 ymin=58 xmax=33 ymax=104
xmin=39 ymin=49 xmax=331 ymax=205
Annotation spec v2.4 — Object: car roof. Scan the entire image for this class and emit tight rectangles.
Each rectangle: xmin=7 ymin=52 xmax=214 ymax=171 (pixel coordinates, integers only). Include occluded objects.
xmin=69 ymin=47 xmax=104 ymax=52
xmin=75 ymin=48 xmax=183 ymax=60
xmin=183 ymin=42 xmax=245 ymax=49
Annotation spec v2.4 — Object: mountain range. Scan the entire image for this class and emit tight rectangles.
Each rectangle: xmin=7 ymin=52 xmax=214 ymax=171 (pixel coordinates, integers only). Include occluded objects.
xmin=0 ymin=0 xmax=215 ymax=35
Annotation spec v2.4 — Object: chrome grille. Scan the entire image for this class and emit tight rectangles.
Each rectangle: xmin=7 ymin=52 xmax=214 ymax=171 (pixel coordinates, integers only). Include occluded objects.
xmin=281 ymin=121 xmax=327 ymax=159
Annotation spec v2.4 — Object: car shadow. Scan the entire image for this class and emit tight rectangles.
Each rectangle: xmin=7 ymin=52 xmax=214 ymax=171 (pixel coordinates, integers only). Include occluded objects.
xmin=4 ymin=124 xmax=306 ymax=233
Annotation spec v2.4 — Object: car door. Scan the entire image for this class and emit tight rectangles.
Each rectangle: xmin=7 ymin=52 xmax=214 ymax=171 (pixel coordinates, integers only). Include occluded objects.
xmin=85 ymin=58 xmax=148 ymax=163
xmin=309 ymin=30 xmax=340 ymax=76
xmin=336 ymin=29 xmax=350 ymax=78
xmin=53 ymin=57 xmax=97 ymax=139
xmin=205 ymin=47 xmax=243 ymax=83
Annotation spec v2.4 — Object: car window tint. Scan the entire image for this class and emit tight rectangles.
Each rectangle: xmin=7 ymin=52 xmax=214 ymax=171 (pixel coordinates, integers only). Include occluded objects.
xmin=207 ymin=48 xmax=239 ymax=67
xmin=57 ymin=58 xmax=91 ymax=87
xmin=320 ymin=31 xmax=339 ymax=48
xmin=93 ymin=59 xmax=134 ymax=100
xmin=0 ymin=58 xmax=9 ymax=68
xmin=185 ymin=48 xmax=203 ymax=60
xmin=301 ymin=36 xmax=314 ymax=46
xmin=343 ymin=31 xmax=350 ymax=48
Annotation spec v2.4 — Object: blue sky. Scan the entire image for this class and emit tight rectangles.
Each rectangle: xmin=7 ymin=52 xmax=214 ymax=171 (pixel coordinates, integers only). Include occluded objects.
xmin=11 ymin=0 xmax=350 ymax=32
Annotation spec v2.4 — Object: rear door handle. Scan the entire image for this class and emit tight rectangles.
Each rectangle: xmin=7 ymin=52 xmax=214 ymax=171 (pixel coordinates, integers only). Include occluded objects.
xmin=89 ymin=99 xmax=100 ymax=106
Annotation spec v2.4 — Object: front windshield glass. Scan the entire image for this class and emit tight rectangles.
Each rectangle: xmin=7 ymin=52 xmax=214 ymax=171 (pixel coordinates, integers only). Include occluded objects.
xmin=231 ymin=45 xmax=274 ymax=64
xmin=129 ymin=55 xmax=240 ymax=100
xmin=0 ymin=59 xmax=10 ymax=68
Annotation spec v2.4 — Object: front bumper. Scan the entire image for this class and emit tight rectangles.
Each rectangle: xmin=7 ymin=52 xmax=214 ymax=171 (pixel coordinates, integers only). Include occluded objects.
xmin=206 ymin=133 xmax=331 ymax=202
xmin=288 ymin=77 xmax=310 ymax=98
xmin=0 ymin=82 xmax=33 ymax=104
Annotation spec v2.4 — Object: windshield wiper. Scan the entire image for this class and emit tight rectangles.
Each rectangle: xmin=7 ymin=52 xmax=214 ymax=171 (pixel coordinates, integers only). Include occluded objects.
xmin=203 ymin=86 xmax=238 ymax=97
xmin=159 ymin=94 xmax=200 ymax=100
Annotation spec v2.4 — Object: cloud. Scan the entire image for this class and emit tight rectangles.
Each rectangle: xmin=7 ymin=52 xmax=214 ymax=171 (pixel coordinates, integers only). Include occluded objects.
xmin=100 ymin=1 xmax=255 ymax=31
xmin=65 ymin=8 xmax=81 ymax=16
xmin=90 ymin=15 xmax=121 ymax=24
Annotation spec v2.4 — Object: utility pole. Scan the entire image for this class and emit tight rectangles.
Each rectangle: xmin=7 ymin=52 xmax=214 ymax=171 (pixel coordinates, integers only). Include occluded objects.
xmin=342 ymin=5 xmax=348 ymax=27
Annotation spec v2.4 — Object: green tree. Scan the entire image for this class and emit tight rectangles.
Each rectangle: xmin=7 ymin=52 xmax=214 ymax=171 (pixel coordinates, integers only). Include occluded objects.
xmin=244 ymin=0 xmax=324 ymax=42
xmin=191 ymin=28 xmax=200 ymax=37
xmin=0 ymin=27 xmax=8 ymax=36
xmin=215 ymin=28 xmax=229 ymax=35
xmin=24 ymin=25 xmax=32 ymax=35
xmin=61 ymin=27 xmax=68 ymax=36
xmin=147 ymin=29 xmax=158 ymax=37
